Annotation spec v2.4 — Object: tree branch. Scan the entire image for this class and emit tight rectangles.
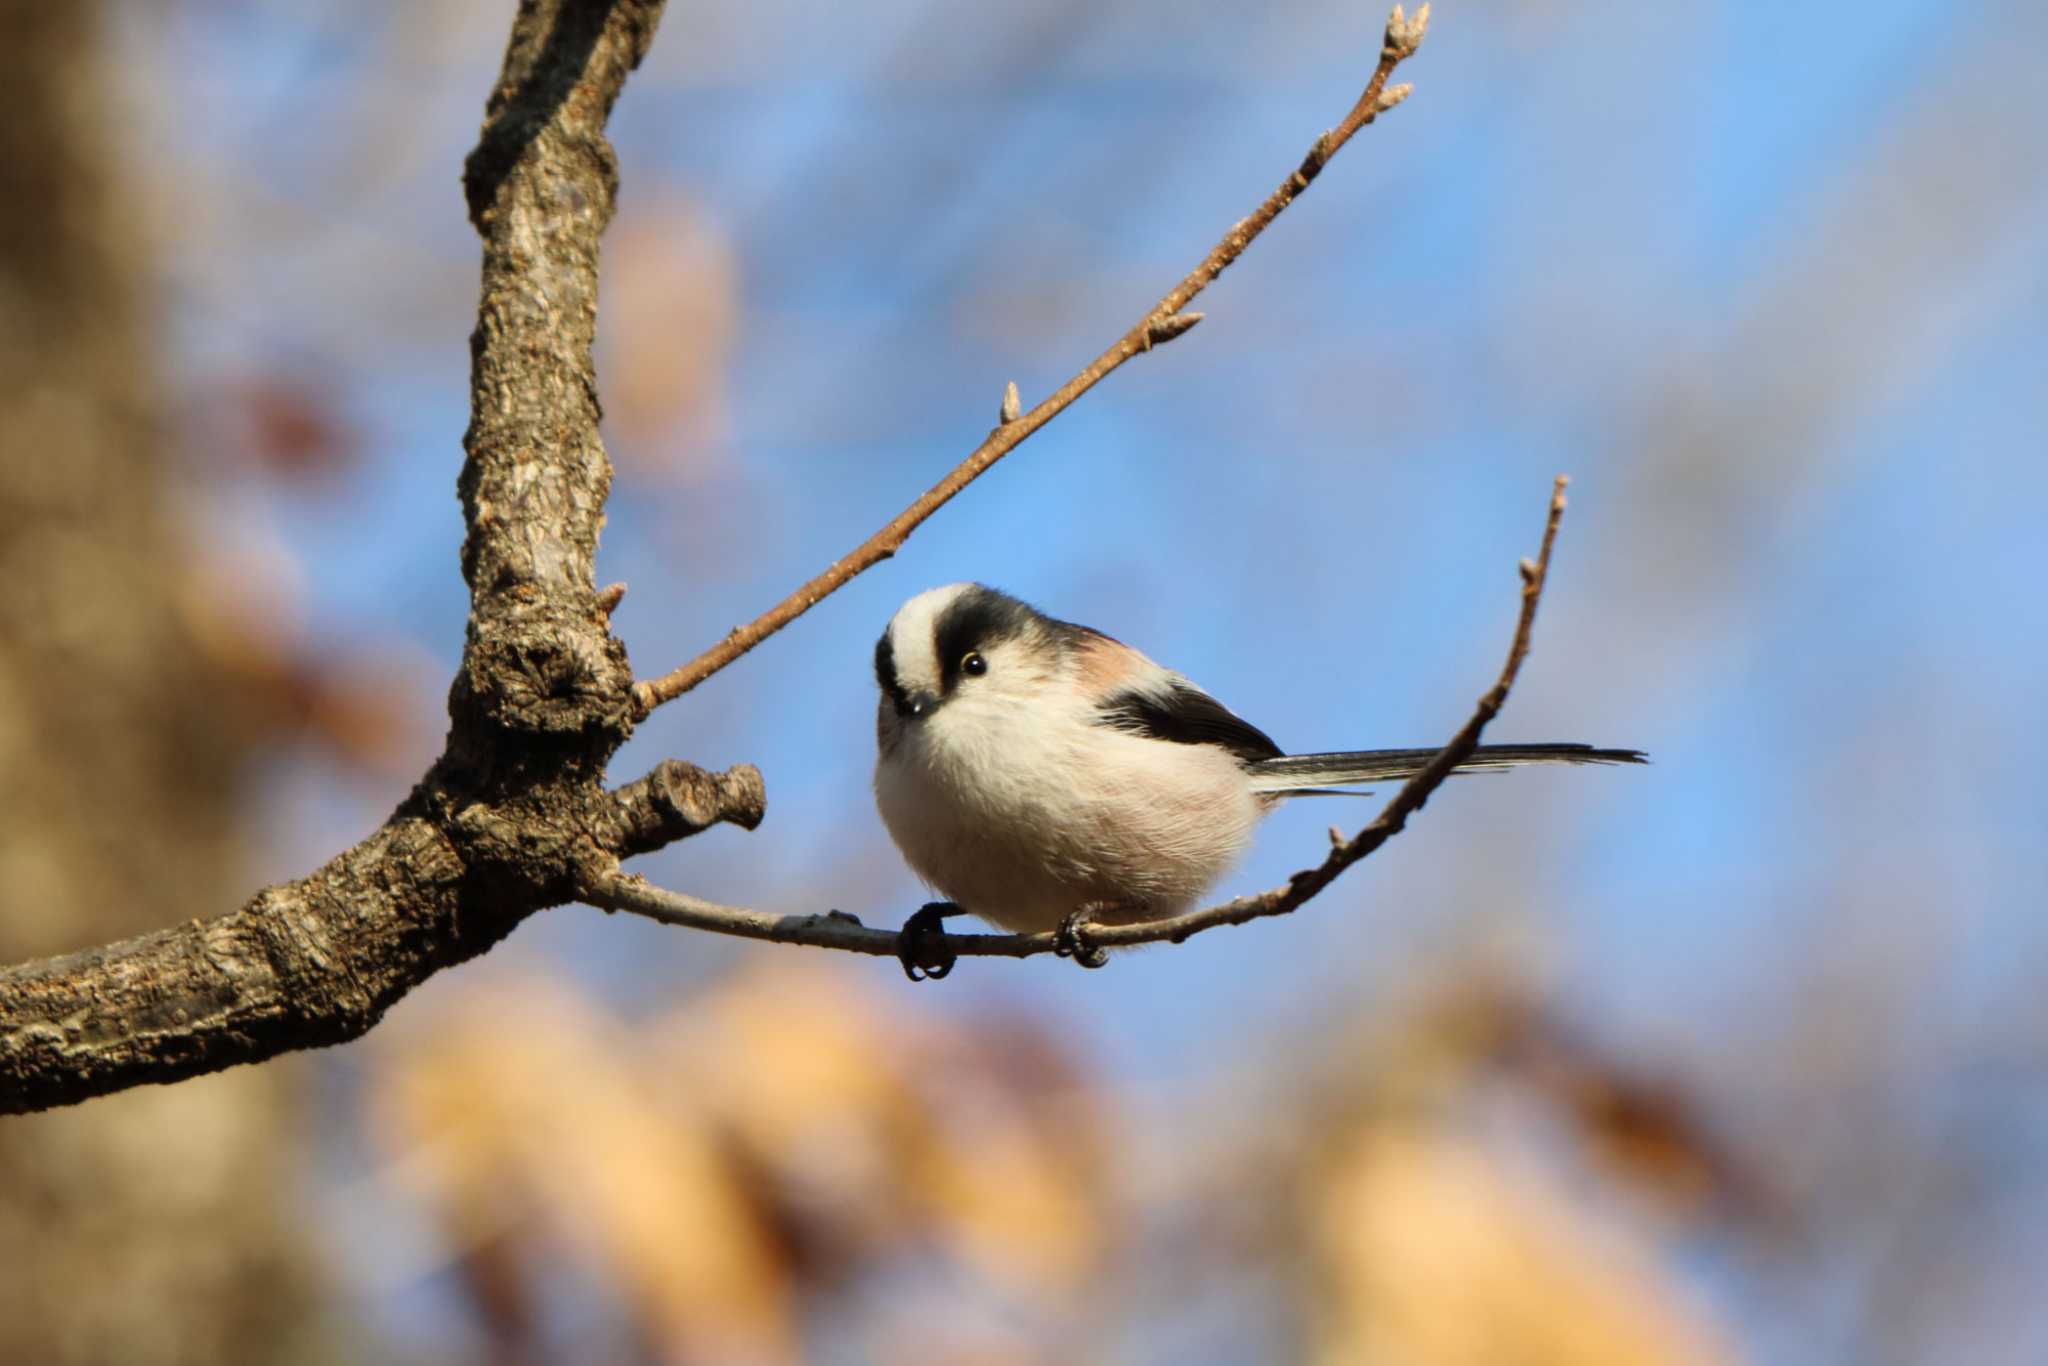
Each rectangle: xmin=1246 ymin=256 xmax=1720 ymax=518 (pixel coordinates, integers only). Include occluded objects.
xmin=629 ymin=3 xmax=1433 ymax=716
xmin=0 ymin=2 xmax=1463 ymax=1112
xmin=605 ymin=760 xmax=767 ymax=858
xmin=0 ymin=0 xmax=676 ymax=1117
xmin=583 ymin=472 xmax=1569 ymax=971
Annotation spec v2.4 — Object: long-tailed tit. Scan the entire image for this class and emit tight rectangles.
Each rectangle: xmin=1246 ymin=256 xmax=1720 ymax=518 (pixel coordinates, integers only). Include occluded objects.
xmin=873 ymin=583 xmax=1643 ymax=973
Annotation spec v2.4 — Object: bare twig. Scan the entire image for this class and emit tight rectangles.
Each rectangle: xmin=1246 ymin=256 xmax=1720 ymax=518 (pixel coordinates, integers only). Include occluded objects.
xmin=584 ymin=470 xmax=1567 ymax=971
xmin=630 ymin=3 xmax=1432 ymax=717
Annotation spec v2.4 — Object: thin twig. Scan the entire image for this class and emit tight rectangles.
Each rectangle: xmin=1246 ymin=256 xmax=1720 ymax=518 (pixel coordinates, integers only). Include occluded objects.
xmin=583 ymin=470 xmax=1568 ymax=970
xmin=630 ymin=3 xmax=1432 ymax=717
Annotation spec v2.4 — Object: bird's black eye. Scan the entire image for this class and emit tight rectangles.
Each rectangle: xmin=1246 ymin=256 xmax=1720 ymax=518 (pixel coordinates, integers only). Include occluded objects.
xmin=960 ymin=651 xmax=987 ymax=677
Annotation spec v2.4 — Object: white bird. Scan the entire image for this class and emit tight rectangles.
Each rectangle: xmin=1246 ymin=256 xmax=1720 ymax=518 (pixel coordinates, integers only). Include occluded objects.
xmin=872 ymin=583 xmax=1643 ymax=974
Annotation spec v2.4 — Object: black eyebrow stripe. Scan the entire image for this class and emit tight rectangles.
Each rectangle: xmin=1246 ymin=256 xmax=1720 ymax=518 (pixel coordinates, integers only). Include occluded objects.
xmin=931 ymin=586 xmax=1039 ymax=692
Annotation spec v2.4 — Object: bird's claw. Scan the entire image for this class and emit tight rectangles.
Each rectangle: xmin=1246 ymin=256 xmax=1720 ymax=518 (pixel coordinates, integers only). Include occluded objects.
xmin=897 ymin=901 xmax=962 ymax=982
xmin=1053 ymin=910 xmax=1109 ymax=969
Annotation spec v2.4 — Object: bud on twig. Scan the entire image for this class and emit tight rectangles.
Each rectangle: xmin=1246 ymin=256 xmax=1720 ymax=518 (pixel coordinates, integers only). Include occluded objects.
xmin=1386 ymin=2 xmax=1431 ymax=61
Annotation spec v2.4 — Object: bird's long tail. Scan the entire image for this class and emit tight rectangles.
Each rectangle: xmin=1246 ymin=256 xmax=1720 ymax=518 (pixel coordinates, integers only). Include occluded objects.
xmin=1246 ymin=743 xmax=1646 ymax=795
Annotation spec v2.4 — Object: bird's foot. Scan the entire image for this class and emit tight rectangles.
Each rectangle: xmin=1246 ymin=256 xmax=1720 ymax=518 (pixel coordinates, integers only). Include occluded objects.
xmin=897 ymin=901 xmax=963 ymax=982
xmin=1053 ymin=910 xmax=1109 ymax=969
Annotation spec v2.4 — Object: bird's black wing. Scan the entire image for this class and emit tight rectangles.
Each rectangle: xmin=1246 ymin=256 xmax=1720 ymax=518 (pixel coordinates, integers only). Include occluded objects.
xmin=1096 ymin=680 xmax=1283 ymax=765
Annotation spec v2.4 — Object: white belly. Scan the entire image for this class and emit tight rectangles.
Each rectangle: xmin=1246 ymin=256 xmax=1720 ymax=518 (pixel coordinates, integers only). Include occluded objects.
xmin=874 ymin=703 xmax=1261 ymax=934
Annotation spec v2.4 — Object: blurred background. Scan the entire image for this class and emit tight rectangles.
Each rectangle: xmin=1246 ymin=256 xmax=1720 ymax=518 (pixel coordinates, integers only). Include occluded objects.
xmin=2 ymin=0 xmax=2043 ymax=1360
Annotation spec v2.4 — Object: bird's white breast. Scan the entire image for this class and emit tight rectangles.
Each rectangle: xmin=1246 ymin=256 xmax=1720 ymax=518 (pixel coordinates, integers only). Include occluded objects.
xmin=874 ymin=683 xmax=1261 ymax=934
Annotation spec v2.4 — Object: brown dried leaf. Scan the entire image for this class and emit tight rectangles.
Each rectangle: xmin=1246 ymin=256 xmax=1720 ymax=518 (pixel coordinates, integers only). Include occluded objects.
xmin=369 ymin=976 xmax=799 ymax=1361
xmin=366 ymin=962 xmax=1108 ymax=1357
xmin=1309 ymin=1127 xmax=1738 ymax=1366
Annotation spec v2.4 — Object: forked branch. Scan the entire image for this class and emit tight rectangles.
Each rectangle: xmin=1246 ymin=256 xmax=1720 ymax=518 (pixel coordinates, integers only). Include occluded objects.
xmin=0 ymin=1 xmax=1461 ymax=1113
xmin=630 ymin=3 xmax=1433 ymax=716
xmin=583 ymin=472 xmax=1570 ymax=971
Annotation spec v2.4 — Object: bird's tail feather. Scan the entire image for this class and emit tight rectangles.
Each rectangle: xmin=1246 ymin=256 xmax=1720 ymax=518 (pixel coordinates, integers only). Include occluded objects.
xmin=1247 ymin=743 xmax=1646 ymax=794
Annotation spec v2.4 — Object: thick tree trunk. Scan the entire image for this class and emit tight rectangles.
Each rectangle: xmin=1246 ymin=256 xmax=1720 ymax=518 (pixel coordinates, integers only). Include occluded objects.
xmin=0 ymin=8 xmax=322 ymax=1360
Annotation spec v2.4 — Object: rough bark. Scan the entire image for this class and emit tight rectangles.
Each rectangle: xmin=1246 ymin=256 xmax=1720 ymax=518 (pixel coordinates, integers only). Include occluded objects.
xmin=0 ymin=0 xmax=708 ymax=1117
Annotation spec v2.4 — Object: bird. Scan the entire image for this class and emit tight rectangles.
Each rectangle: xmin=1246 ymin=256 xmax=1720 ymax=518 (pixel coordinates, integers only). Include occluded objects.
xmin=871 ymin=582 xmax=1643 ymax=976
